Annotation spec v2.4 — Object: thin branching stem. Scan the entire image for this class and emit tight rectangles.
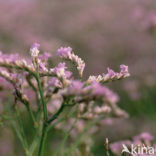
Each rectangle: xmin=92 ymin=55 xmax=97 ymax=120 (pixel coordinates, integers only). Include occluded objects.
xmin=35 ymin=66 xmax=48 ymax=122
xmin=48 ymin=104 xmax=65 ymax=124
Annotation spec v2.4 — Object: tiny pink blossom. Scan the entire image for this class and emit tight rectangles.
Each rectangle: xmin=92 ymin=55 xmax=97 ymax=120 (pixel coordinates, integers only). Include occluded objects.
xmin=57 ymin=47 xmax=72 ymax=58
xmin=120 ymin=65 xmax=129 ymax=74
xmin=39 ymin=52 xmax=52 ymax=61
xmin=49 ymin=77 xmax=62 ymax=88
xmin=107 ymin=67 xmax=116 ymax=77
xmin=30 ymin=43 xmax=40 ymax=57
xmin=30 ymin=43 xmax=40 ymax=50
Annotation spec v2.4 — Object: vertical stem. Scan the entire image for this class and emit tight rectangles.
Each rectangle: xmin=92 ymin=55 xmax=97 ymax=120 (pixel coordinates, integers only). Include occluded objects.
xmin=25 ymin=104 xmax=37 ymax=126
xmin=38 ymin=104 xmax=66 ymax=156
xmin=105 ymin=138 xmax=110 ymax=156
xmin=35 ymin=70 xmax=48 ymax=121
xmin=35 ymin=65 xmax=49 ymax=156
xmin=35 ymin=64 xmax=66 ymax=156
xmin=11 ymin=120 xmax=28 ymax=153
xmin=14 ymin=106 xmax=28 ymax=150
xmin=38 ymin=123 xmax=48 ymax=156
xmin=106 ymin=151 xmax=110 ymax=156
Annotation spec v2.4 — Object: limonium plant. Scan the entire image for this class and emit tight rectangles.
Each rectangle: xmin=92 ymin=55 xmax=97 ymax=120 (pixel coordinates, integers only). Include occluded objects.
xmin=0 ymin=43 xmax=130 ymax=156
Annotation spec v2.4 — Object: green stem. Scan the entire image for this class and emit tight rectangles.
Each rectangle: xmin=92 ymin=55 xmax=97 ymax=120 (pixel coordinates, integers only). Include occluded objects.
xmin=29 ymin=113 xmax=42 ymax=155
xmin=25 ymin=104 xmax=37 ymax=126
xmin=48 ymin=104 xmax=65 ymax=123
xmin=38 ymin=104 xmax=66 ymax=156
xmin=26 ymin=76 xmax=40 ymax=111
xmin=29 ymin=132 xmax=40 ymax=154
xmin=47 ymin=117 xmax=64 ymax=132
xmin=11 ymin=120 xmax=28 ymax=153
xmin=38 ymin=123 xmax=48 ymax=156
xmin=15 ymin=89 xmax=36 ymax=126
xmin=106 ymin=151 xmax=110 ymax=156
xmin=14 ymin=106 xmax=28 ymax=149
xmin=35 ymin=69 xmax=48 ymax=121
xmin=34 ymin=64 xmax=49 ymax=156
xmin=35 ymin=63 xmax=69 ymax=156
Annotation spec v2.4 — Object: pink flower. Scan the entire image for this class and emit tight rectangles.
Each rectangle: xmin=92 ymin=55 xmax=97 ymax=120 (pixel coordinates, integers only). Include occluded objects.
xmin=133 ymin=132 xmax=154 ymax=142
xmin=49 ymin=77 xmax=62 ymax=88
xmin=86 ymin=81 xmax=119 ymax=103
xmin=30 ymin=43 xmax=40 ymax=57
xmin=71 ymin=80 xmax=84 ymax=90
xmin=57 ymin=47 xmax=72 ymax=58
xmin=0 ymin=52 xmax=19 ymax=63
xmin=88 ymin=65 xmax=130 ymax=83
xmin=39 ymin=62 xmax=48 ymax=72
xmin=65 ymin=80 xmax=84 ymax=95
xmin=30 ymin=43 xmax=40 ymax=50
xmin=110 ymin=140 xmax=132 ymax=155
xmin=65 ymin=71 xmax=72 ymax=79
xmin=53 ymin=62 xmax=72 ymax=79
xmin=107 ymin=67 xmax=116 ymax=77
xmin=57 ymin=47 xmax=85 ymax=77
xmin=53 ymin=62 xmax=66 ymax=78
xmin=39 ymin=52 xmax=52 ymax=61
xmin=120 ymin=65 xmax=129 ymax=74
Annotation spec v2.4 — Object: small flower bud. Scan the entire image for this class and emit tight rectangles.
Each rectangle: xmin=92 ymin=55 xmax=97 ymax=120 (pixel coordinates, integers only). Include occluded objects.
xmin=30 ymin=43 xmax=40 ymax=58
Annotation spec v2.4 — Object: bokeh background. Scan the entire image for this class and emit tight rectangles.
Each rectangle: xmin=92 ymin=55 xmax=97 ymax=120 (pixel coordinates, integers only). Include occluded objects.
xmin=0 ymin=0 xmax=156 ymax=155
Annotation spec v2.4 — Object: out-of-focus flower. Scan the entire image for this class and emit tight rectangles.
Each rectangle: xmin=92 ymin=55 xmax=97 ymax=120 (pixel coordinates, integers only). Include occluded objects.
xmin=123 ymin=80 xmax=140 ymax=100
xmin=47 ymin=94 xmax=62 ymax=114
xmin=38 ymin=61 xmax=48 ymax=72
xmin=48 ymin=77 xmax=62 ymax=88
xmin=110 ymin=140 xmax=132 ymax=155
xmin=110 ymin=132 xmax=156 ymax=155
xmin=39 ymin=52 xmax=52 ymax=61
xmin=133 ymin=132 xmax=154 ymax=142
xmin=0 ymin=52 xmax=19 ymax=63
xmin=67 ymin=80 xmax=84 ymax=95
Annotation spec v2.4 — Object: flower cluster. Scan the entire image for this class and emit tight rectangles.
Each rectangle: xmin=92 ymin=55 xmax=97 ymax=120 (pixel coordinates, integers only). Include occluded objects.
xmin=57 ymin=47 xmax=85 ymax=77
xmin=87 ymin=65 xmax=130 ymax=84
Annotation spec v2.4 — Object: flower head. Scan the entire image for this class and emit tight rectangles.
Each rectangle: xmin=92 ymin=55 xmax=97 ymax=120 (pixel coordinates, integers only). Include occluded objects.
xmin=87 ymin=81 xmax=119 ymax=103
xmin=0 ymin=52 xmax=19 ymax=63
xmin=39 ymin=52 xmax=52 ymax=61
xmin=120 ymin=64 xmax=130 ymax=77
xmin=57 ymin=47 xmax=72 ymax=58
xmin=57 ymin=47 xmax=85 ymax=77
xmin=53 ymin=63 xmax=67 ymax=78
xmin=87 ymin=65 xmax=130 ymax=83
xmin=30 ymin=43 xmax=40 ymax=58
xmin=39 ymin=61 xmax=48 ymax=72
xmin=61 ymin=80 xmax=84 ymax=96
xmin=133 ymin=132 xmax=154 ymax=142
xmin=49 ymin=77 xmax=62 ymax=88
xmin=107 ymin=68 xmax=116 ymax=78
